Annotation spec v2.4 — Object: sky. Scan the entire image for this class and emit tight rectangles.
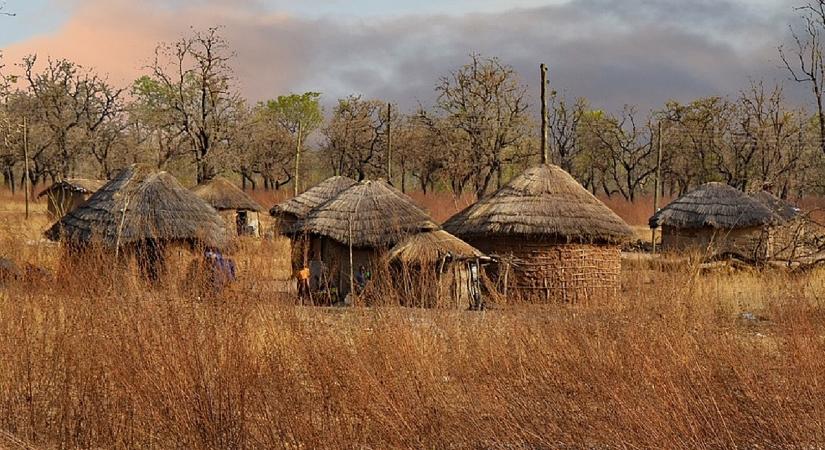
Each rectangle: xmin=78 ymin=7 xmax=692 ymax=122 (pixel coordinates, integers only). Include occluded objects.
xmin=0 ymin=0 xmax=808 ymax=113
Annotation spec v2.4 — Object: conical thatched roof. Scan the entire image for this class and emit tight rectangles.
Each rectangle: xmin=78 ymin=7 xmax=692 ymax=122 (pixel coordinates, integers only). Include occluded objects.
xmin=45 ymin=164 xmax=228 ymax=249
xmin=750 ymin=190 xmax=800 ymax=222
xmin=299 ymin=179 xmax=439 ymax=248
xmin=388 ymin=229 xmax=484 ymax=265
xmin=270 ymin=175 xmax=357 ymax=219
xmin=191 ymin=176 xmax=262 ymax=212
xmin=443 ymin=164 xmax=634 ymax=244
xmin=650 ymin=182 xmax=778 ymax=229
xmin=38 ymin=178 xmax=105 ymax=198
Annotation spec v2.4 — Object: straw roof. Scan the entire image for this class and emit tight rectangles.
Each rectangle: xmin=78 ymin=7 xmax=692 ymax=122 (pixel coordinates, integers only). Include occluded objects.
xmin=299 ymin=179 xmax=439 ymax=248
xmin=388 ymin=229 xmax=484 ymax=265
xmin=750 ymin=190 xmax=800 ymax=222
xmin=270 ymin=175 xmax=357 ymax=219
xmin=38 ymin=178 xmax=105 ymax=198
xmin=443 ymin=164 xmax=635 ymax=244
xmin=191 ymin=176 xmax=262 ymax=212
xmin=650 ymin=182 xmax=778 ymax=229
xmin=45 ymin=164 xmax=228 ymax=249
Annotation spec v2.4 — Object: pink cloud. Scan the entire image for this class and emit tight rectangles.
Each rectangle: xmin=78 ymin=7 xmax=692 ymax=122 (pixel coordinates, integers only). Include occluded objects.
xmin=3 ymin=0 xmax=304 ymax=98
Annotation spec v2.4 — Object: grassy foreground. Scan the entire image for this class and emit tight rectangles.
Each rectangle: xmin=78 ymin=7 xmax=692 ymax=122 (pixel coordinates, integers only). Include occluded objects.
xmin=2 ymin=192 xmax=825 ymax=448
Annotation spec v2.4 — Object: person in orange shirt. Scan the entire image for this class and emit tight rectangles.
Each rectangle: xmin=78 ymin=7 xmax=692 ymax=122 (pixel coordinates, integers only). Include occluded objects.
xmin=296 ymin=266 xmax=311 ymax=301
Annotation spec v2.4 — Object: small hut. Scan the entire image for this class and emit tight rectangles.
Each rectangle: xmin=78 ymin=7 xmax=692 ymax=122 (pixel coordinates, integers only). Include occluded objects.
xmin=38 ymin=178 xmax=105 ymax=219
xmin=192 ymin=177 xmax=263 ymax=236
xmin=388 ymin=229 xmax=486 ymax=309
xmin=270 ymin=176 xmax=357 ymax=234
xmin=649 ymin=182 xmax=780 ymax=261
xmin=45 ymin=165 xmax=227 ymax=281
xmin=443 ymin=164 xmax=635 ymax=303
xmin=298 ymin=179 xmax=439 ymax=298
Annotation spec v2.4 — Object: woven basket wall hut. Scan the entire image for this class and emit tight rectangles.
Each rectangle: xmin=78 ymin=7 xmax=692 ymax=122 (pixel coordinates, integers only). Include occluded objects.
xmin=38 ymin=178 xmax=105 ymax=219
xmin=298 ymin=179 xmax=438 ymax=299
xmin=649 ymin=182 xmax=781 ymax=261
xmin=45 ymin=164 xmax=228 ymax=281
xmin=443 ymin=164 xmax=634 ymax=303
xmin=388 ymin=229 xmax=486 ymax=309
xmin=192 ymin=176 xmax=263 ymax=237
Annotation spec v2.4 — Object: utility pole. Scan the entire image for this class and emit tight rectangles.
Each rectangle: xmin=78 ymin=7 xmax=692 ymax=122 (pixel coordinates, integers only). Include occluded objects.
xmin=294 ymin=121 xmax=302 ymax=196
xmin=23 ymin=117 xmax=30 ymax=220
xmin=652 ymin=121 xmax=663 ymax=253
xmin=540 ymin=63 xmax=549 ymax=165
xmin=386 ymin=103 xmax=392 ymax=182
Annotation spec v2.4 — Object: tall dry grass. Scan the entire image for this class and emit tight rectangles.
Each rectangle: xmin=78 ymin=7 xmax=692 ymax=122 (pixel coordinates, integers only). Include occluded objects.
xmin=3 ymin=191 xmax=825 ymax=448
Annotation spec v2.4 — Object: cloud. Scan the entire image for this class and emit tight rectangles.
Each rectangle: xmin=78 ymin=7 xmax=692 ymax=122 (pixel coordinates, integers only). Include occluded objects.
xmin=0 ymin=0 xmax=807 ymax=113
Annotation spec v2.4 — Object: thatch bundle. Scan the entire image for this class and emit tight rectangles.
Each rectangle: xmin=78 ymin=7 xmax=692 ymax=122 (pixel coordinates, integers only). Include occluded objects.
xmin=388 ymin=230 xmax=484 ymax=265
xmin=750 ymin=190 xmax=800 ymax=222
xmin=45 ymin=164 xmax=228 ymax=249
xmin=299 ymin=179 xmax=438 ymax=248
xmin=191 ymin=176 xmax=262 ymax=212
xmin=650 ymin=182 xmax=778 ymax=229
xmin=270 ymin=176 xmax=357 ymax=220
xmin=37 ymin=178 xmax=105 ymax=198
xmin=444 ymin=164 xmax=634 ymax=244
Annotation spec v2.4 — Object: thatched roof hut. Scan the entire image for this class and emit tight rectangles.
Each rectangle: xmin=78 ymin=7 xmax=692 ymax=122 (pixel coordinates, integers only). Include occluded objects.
xmin=38 ymin=178 xmax=106 ymax=219
xmin=750 ymin=190 xmax=800 ymax=222
xmin=650 ymin=182 xmax=786 ymax=260
xmin=297 ymin=179 xmax=438 ymax=299
xmin=444 ymin=164 xmax=634 ymax=303
xmin=46 ymin=164 xmax=227 ymax=250
xmin=650 ymin=182 xmax=777 ymax=230
xmin=192 ymin=177 xmax=262 ymax=237
xmin=270 ymin=176 xmax=357 ymax=232
xmin=387 ymin=230 xmax=486 ymax=309
xmin=300 ymin=179 xmax=438 ymax=248
xmin=192 ymin=177 xmax=262 ymax=212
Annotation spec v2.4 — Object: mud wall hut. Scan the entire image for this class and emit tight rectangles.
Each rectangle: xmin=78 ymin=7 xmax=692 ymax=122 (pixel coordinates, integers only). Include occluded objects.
xmin=750 ymin=190 xmax=806 ymax=260
xmin=45 ymin=165 xmax=227 ymax=281
xmin=650 ymin=182 xmax=780 ymax=261
xmin=298 ymin=179 xmax=439 ymax=299
xmin=38 ymin=179 xmax=105 ymax=219
xmin=192 ymin=176 xmax=263 ymax=237
xmin=444 ymin=164 xmax=634 ymax=303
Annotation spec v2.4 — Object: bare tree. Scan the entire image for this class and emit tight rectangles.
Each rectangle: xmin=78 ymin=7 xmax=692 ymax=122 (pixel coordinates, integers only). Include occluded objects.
xmin=322 ymin=95 xmax=389 ymax=181
xmin=780 ymin=1 xmax=825 ymax=155
xmin=435 ymin=54 xmax=531 ymax=198
xmin=145 ymin=27 xmax=241 ymax=183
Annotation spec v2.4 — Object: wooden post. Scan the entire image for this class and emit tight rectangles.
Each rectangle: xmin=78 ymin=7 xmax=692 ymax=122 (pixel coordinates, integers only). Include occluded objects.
xmin=23 ymin=117 xmax=30 ymax=220
xmin=652 ymin=121 xmax=663 ymax=253
xmin=540 ymin=63 xmax=549 ymax=165
xmin=294 ymin=121 xmax=302 ymax=196
xmin=386 ymin=103 xmax=392 ymax=182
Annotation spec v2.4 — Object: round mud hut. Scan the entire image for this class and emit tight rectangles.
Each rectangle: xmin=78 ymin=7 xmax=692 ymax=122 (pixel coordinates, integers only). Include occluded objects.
xmin=649 ymin=182 xmax=781 ymax=261
xmin=443 ymin=164 xmax=635 ymax=303
xmin=192 ymin=176 xmax=263 ymax=237
xmin=270 ymin=175 xmax=357 ymax=234
xmin=298 ymin=179 xmax=439 ymax=299
xmin=38 ymin=178 xmax=105 ymax=219
xmin=388 ymin=229 xmax=486 ymax=309
xmin=45 ymin=164 xmax=228 ymax=281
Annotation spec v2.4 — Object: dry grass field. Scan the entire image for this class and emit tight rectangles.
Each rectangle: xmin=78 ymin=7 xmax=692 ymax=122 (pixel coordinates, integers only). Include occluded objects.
xmin=2 ymin=190 xmax=825 ymax=448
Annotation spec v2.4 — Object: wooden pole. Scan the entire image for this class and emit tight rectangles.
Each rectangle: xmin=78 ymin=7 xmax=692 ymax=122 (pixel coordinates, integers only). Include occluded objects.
xmin=23 ymin=117 xmax=30 ymax=220
xmin=652 ymin=121 xmax=663 ymax=253
xmin=540 ymin=63 xmax=549 ymax=165
xmin=294 ymin=121 xmax=302 ymax=196
xmin=386 ymin=103 xmax=392 ymax=182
